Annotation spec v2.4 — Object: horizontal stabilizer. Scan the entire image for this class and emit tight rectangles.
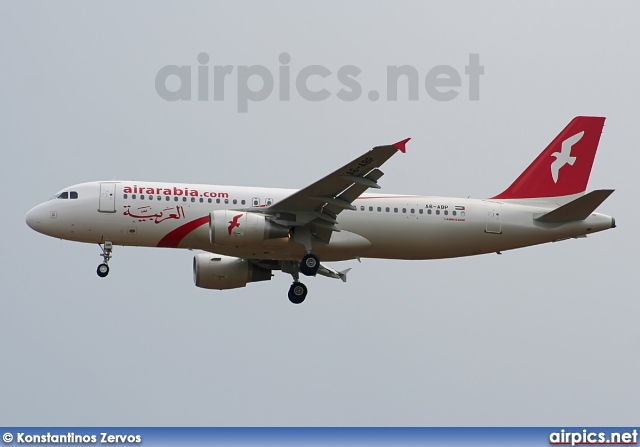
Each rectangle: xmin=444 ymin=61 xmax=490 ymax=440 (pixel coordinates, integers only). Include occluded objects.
xmin=534 ymin=189 xmax=614 ymax=223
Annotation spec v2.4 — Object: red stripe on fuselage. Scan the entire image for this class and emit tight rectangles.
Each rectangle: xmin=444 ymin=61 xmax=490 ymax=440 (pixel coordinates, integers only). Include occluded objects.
xmin=157 ymin=216 xmax=209 ymax=248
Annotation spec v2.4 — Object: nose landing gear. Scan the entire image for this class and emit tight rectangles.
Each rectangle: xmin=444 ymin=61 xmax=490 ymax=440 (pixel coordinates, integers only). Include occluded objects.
xmin=97 ymin=241 xmax=113 ymax=278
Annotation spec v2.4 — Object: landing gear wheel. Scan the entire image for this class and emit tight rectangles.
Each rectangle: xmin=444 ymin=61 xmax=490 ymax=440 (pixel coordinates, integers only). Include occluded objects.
xmin=288 ymin=282 xmax=308 ymax=304
xmin=300 ymin=253 xmax=320 ymax=276
xmin=97 ymin=241 xmax=113 ymax=278
xmin=97 ymin=263 xmax=110 ymax=278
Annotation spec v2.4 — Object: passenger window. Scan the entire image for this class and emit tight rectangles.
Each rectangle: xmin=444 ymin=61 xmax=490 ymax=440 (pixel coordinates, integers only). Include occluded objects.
xmin=149 ymin=195 xmax=153 ymax=201
xmin=385 ymin=207 xmax=390 ymax=212
xmin=241 ymin=199 xmax=246 ymax=205
xmin=402 ymin=208 xmax=406 ymax=213
xmin=233 ymin=199 xmax=237 ymax=205
xmin=165 ymin=196 xmax=170 ymax=201
xmin=70 ymin=191 xmax=78 ymax=199
xmin=419 ymin=209 xmax=423 ymax=214
xmin=377 ymin=207 xmax=381 ymax=212
xmin=123 ymin=194 xmax=128 ymax=199
xmin=394 ymin=208 xmax=398 ymax=213
xmin=225 ymin=199 xmax=229 ymax=204
xmin=444 ymin=210 xmax=448 ymax=215
xmin=461 ymin=211 xmax=466 ymax=217
xmin=191 ymin=197 xmax=195 ymax=202
xmin=217 ymin=198 xmax=221 ymax=204
xmin=427 ymin=209 xmax=432 ymax=214
xmin=157 ymin=196 xmax=161 ymax=201
xmin=174 ymin=196 xmax=178 ymax=201
xmin=132 ymin=194 xmax=136 ymax=199
xmin=369 ymin=206 xmax=373 ymax=211
xmin=199 ymin=198 xmax=204 ymax=203
xmin=182 ymin=197 xmax=187 ymax=202
xmin=360 ymin=206 xmax=365 ymax=211
xmin=410 ymin=209 xmax=414 ymax=214
xmin=452 ymin=211 xmax=457 ymax=216
xmin=208 ymin=198 xmax=212 ymax=203
xmin=140 ymin=195 xmax=145 ymax=200
xmin=436 ymin=210 xmax=440 ymax=215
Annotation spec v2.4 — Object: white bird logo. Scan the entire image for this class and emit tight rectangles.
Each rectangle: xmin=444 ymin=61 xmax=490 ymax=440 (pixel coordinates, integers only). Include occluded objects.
xmin=551 ymin=131 xmax=584 ymax=183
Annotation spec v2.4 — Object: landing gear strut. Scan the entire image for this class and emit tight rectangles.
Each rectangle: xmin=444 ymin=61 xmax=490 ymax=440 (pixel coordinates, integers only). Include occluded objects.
xmin=292 ymin=226 xmax=319 ymax=278
xmin=97 ymin=241 xmax=113 ymax=278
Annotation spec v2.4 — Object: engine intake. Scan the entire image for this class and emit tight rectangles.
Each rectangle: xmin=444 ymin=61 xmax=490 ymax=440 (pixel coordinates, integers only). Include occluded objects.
xmin=193 ymin=253 xmax=271 ymax=290
xmin=210 ymin=210 xmax=289 ymax=246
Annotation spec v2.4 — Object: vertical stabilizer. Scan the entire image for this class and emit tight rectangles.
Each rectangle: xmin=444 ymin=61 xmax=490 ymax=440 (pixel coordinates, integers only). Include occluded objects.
xmin=492 ymin=116 xmax=605 ymax=201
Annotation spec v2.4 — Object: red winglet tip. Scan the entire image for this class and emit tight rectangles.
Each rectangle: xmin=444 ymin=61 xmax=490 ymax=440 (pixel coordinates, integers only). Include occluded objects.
xmin=393 ymin=138 xmax=411 ymax=153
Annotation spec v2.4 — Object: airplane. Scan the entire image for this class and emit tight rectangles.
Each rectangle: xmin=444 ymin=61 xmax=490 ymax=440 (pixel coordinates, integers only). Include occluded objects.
xmin=25 ymin=116 xmax=615 ymax=304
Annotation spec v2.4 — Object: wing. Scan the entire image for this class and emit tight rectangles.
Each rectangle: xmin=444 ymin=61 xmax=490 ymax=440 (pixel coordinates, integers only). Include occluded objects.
xmin=262 ymin=138 xmax=410 ymax=243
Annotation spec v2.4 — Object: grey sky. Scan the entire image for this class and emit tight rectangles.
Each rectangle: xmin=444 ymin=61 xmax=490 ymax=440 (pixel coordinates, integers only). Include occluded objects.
xmin=1 ymin=1 xmax=638 ymax=426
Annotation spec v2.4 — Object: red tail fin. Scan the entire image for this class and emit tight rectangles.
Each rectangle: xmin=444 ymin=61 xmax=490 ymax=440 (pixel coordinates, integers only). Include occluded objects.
xmin=492 ymin=116 xmax=605 ymax=200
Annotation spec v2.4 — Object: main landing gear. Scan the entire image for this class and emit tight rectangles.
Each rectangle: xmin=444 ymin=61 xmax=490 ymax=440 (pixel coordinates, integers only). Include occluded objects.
xmin=285 ymin=253 xmax=320 ymax=304
xmin=286 ymin=263 xmax=307 ymax=304
xmin=285 ymin=227 xmax=319 ymax=302
xmin=97 ymin=241 xmax=113 ymax=278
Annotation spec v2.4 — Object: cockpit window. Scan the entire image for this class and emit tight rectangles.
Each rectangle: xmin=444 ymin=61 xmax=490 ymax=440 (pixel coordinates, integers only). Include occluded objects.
xmin=53 ymin=190 xmax=78 ymax=200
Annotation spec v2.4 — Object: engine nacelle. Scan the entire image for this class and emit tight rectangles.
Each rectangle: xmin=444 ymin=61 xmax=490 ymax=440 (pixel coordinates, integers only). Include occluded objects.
xmin=193 ymin=253 xmax=272 ymax=290
xmin=210 ymin=210 xmax=289 ymax=246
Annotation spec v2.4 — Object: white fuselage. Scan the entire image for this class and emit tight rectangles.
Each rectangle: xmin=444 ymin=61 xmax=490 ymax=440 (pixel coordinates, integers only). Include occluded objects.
xmin=25 ymin=181 xmax=614 ymax=262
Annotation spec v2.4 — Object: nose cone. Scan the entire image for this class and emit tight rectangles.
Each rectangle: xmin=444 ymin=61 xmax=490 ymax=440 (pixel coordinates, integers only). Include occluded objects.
xmin=25 ymin=207 xmax=38 ymax=230
xmin=25 ymin=205 xmax=47 ymax=232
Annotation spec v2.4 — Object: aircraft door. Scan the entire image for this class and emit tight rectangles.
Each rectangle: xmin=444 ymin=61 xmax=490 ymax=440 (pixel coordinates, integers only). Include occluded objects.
xmin=485 ymin=202 xmax=502 ymax=234
xmin=99 ymin=183 xmax=117 ymax=213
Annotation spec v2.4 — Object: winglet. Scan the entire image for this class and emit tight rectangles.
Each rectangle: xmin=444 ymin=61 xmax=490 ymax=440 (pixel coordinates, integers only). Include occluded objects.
xmin=338 ymin=268 xmax=351 ymax=283
xmin=315 ymin=264 xmax=352 ymax=282
xmin=393 ymin=138 xmax=411 ymax=153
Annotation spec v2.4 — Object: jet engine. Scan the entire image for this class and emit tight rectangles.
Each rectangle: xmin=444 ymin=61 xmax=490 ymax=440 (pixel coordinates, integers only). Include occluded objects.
xmin=193 ymin=253 xmax=272 ymax=290
xmin=210 ymin=210 xmax=289 ymax=246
